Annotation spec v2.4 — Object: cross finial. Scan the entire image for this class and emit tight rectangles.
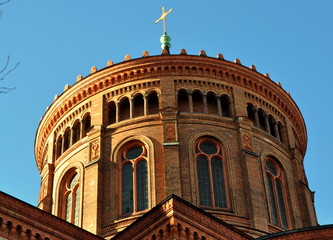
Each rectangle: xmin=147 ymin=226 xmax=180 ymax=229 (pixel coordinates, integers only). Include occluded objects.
xmin=155 ymin=6 xmax=173 ymax=34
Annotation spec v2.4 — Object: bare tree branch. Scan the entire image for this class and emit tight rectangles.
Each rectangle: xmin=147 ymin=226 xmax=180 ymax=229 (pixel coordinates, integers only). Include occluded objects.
xmin=0 ymin=0 xmax=18 ymax=93
xmin=0 ymin=0 xmax=11 ymax=6
xmin=0 ymin=86 xmax=16 ymax=93
xmin=0 ymin=55 xmax=10 ymax=75
xmin=0 ymin=0 xmax=10 ymax=17
xmin=0 ymin=55 xmax=20 ymax=81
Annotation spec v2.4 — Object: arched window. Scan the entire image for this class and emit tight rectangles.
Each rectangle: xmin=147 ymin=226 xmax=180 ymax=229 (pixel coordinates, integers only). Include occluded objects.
xmin=268 ymin=115 xmax=276 ymax=138
xmin=119 ymin=98 xmax=130 ymax=121
xmin=82 ymin=113 xmax=91 ymax=137
xmin=72 ymin=120 xmax=80 ymax=144
xmin=148 ymin=91 xmax=159 ymax=115
xmin=177 ymin=89 xmax=189 ymax=112
xmin=258 ymin=109 xmax=266 ymax=131
xmin=247 ymin=103 xmax=255 ymax=123
xmin=59 ymin=170 xmax=80 ymax=226
xmin=63 ymin=127 xmax=71 ymax=152
xmin=55 ymin=135 xmax=63 ymax=159
xmin=108 ymin=101 xmax=116 ymax=124
xmin=278 ymin=122 xmax=284 ymax=143
xmin=120 ymin=141 xmax=148 ymax=215
xmin=133 ymin=94 xmax=144 ymax=118
xmin=195 ymin=138 xmax=228 ymax=208
xmin=220 ymin=95 xmax=231 ymax=117
xmin=206 ymin=92 xmax=218 ymax=115
xmin=192 ymin=91 xmax=204 ymax=113
xmin=265 ymin=158 xmax=289 ymax=229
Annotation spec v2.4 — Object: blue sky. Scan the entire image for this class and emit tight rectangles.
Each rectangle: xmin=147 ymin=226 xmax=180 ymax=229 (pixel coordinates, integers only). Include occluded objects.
xmin=0 ymin=0 xmax=332 ymax=225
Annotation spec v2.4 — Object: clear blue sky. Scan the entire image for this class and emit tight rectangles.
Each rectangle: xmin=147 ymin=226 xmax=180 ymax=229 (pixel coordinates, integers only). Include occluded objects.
xmin=1 ymin=0 xmax=332 ymax=225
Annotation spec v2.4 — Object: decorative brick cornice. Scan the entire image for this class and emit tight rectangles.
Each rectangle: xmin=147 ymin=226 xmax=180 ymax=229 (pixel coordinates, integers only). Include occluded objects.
xmin=0 ymin=192 xmax=103 ymax=240
xmin=35 ymin=54 xmax=306 ymax=170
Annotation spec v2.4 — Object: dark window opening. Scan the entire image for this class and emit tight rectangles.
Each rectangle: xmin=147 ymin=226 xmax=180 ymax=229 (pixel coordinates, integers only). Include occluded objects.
xmin=247 ymin=104 xmax=255 ymax=123
xmin=82 ymin=114 xmax=91 ymax=137
xmin=148 ymin=92 xmax=159 ymax=115
xmin=119 ymin=98 xmax=130 ymax=121
xmin=258 ymin=109 xmax=266 ymax=131
xmin=268 ymin=116 xmax=276 ymax=138
xmin=177 ymin=90 xmax=188 ymax=112
xmin=72 ymin=121 xmax=80 ymax=144
xmin=56 ymin=136 xmax=63 ymax=159
xmin=108 ymin=101 xmax=116 ymax=124
xmin=133 ymin=94 xmax=144 ymax=118
xmin=63 ymin=128 xmax=71 ymax=152
xmin=192 ymin=91 xmax=204 ymax=113
xmin=221 ymin=96 xmax=231 ymax=117
xmin=207 ymin=93 xmax=218 ymax=115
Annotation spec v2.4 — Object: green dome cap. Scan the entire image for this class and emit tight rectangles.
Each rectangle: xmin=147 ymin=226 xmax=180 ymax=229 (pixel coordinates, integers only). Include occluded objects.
xmin=160 ymin=34 xmax=171 ymax=50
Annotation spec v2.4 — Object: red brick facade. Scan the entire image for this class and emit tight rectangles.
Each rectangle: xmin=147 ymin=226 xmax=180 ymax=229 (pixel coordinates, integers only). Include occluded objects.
xmin=0 ymin=50 xmax=327 ymax=240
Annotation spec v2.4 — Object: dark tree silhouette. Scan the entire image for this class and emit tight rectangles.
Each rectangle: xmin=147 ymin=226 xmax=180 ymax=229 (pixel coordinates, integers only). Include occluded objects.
xmin=0 ymin=0 xmax=20 ymax=93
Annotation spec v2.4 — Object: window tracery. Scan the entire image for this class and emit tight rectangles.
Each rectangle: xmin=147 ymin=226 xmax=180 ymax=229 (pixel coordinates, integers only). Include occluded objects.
xmin=120 ymin=141 xmax=149 ymax=215
xmin=265 ymin=157 xmax=289 ymax=229
xmin=59 ymin=170 xmax=80 ymax=226
xmin=195 ymin=138 xmax=228 ymax=208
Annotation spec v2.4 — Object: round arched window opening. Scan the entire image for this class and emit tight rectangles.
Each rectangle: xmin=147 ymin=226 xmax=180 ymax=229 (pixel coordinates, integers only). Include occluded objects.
xmin=198 ymin=140 xmax=218 ymax=155
xmin=266 ymin=160 xmax=278 ymax=176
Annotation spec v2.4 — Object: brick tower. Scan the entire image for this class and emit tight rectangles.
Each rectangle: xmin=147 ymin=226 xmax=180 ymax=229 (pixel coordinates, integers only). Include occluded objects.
xmin=34 ymin=49 xmax=316 ymax=238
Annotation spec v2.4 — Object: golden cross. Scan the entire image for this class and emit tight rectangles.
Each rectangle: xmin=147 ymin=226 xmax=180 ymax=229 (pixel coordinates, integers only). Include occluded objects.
xmin=155 ymin=6 xmax=173 ymax=34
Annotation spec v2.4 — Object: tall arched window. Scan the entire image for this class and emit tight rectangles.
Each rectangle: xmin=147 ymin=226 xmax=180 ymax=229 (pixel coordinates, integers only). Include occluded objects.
xmin=59 ymin=170 xmax=80 ymax=226
xmin=265 ymin=158 xmax=289 ymax=229
xmin=120 ymin=141 xmax=148 ymax=215
xmin=195 ymin=138 xmax=228 ymax=208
